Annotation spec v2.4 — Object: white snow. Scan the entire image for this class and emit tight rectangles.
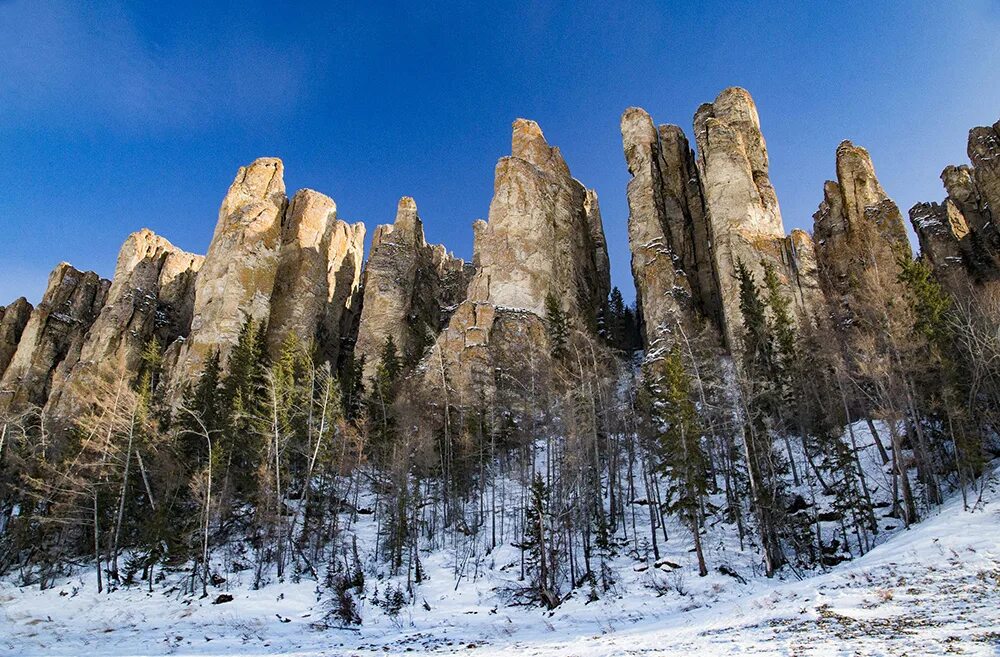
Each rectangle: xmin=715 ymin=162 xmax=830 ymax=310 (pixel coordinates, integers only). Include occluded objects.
xmin=1 ymin=443 xmax=998 ymax=656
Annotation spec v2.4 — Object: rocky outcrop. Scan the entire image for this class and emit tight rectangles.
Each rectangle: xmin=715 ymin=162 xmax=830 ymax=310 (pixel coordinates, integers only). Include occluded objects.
xmin=44 ymin=230 xmax=202 ymax=422
xmin=910 ymin=121 xmax=1000 ymax=288
xmin=968 ymin=120 xmax=1000 ymax=227
xmin=910 ymin=201 xmax=971 ymax=289
xmin=426 ymin=119 xmax=610 ymax=397
xmin=466 ymin=119 xmax=610 ymax=327
xmin=621 ymin=107 xmax=715 ymax=352
xmin=266 ymin=189 xmax=365 ymax=366
xmin=692 ymin=88 xmax=823 ymax=349
xmin=813 ymin=140 xmax=909 ymax=308
xmin=355 ymin=197 xmax=471 ymax=379
xmin=0 ymin=264 xmax=109 ymax=409
xmin=0 ymin=298 xmax=33 ymax=379
xmin=170 ymin=157 xmax=286 ymax=384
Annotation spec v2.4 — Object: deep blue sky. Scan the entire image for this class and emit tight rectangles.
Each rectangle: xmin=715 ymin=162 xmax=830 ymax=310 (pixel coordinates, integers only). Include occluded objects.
xmin=2 ymin=1 xmax=999 ymax=306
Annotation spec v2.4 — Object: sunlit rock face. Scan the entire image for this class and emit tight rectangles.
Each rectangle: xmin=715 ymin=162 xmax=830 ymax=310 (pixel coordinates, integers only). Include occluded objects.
xmin=353 ymin=196 xmax=472 ymax=381
xmin=169 ymin=157 xmax=286 ymax=385
xmin=466 ymin=119 xmax=610 ymax=328
xmin=43 ymin=229 xmax=202 ymax=425
xmin=623 ymin=89 xmax=822 ymax=355
xmin=0 ymin=263 xmax=109 ymax=409
xmin=424 ymin=119 xmax=611 ymax=397
xmin=910 ymin=120 xmax=1000 ymax=289
xmin=812 ymin=140 xmax=910 ymax=320
xmin=266 ymin=188 xmax=365 ymax=367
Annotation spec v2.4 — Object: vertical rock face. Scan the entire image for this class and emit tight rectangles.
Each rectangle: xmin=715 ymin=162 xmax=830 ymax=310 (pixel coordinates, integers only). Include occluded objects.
xmin=910 ymin=201 xmax=971 ymax=289
xmin=689 ymin=87 xmax=820 ymax=349
xmin=43 ymin=230 xmax=202 ymax=422
xmin=427 ymin=119 xmax=610 ymax=398
xmin=911 ymin=121 xmax=1000 ymax=288
xmin=813 ymin=141 xmax=909 ymax=302
xmin=266 ymin=189 xmax=365 ymax=366
xmin=0 ymin=297 xmax=33 ymax=379
xmin=354 ymin=197 xmax=471 ymax=379
xmin=968 ymin=120 xmax=1000 ymax=225
xmin=621 ymin=107 xmax=717 ymax=352
xmin=0 ymin=264 xmax=109 ymax=409
xmin=171 ymin=157 xmax=286 ymax=383
xmin=466 ymin=119 xmax=610 ymax=326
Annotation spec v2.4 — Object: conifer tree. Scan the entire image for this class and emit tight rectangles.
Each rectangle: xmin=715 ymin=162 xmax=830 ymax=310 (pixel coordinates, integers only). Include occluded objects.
xmin=545 ymin=292 xmax=569 ymax=360
xmin=647 ymin=345 xmax=709 ymax=576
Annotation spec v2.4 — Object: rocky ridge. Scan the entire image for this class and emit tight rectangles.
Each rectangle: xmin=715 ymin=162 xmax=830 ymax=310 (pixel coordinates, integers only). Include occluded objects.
xmin=2 ymin=94 xmax=998 ymax=425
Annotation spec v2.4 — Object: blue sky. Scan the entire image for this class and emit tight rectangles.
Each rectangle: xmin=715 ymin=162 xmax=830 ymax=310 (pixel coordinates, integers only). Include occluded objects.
xmin=2 ymin=1 xmax=999 ymax=306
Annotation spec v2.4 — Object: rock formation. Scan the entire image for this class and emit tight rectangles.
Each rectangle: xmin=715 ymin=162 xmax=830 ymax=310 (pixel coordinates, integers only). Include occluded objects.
xmin=0 ymin=264 xmax=109 ymax=409
xmin=266 ymin=189 xmax=365 ymax=366
xmin=426 ymin=119 xmax=610 ymax=397
xmin=0 ymin=297 xmax=33 ymax=380
xmin=355 ymin=197 xmax=471 ymax=380
xmin=466 ymin=119 xmax=610 ymax=326
xmin=910 ymin=120 xmax=1000 ymax=288
xmin=693 ymin=88 xmax=823 ymax=349
xmin=44 ymin=229 xmax=202 ymax=423
xmin=170 ymin=157 xmax=286 ymax=384
xmin=623 ymin=89 xmax=822 ymax=354
xmin=813 ymin=140 xmax=909 ymax=311
xmin=621 ymin=107 xmax=715 ymax=352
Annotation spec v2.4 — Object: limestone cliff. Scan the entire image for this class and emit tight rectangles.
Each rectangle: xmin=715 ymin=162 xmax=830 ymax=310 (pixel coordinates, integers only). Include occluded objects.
xmin=693 ymin=88 xmax=822 ymax=349
xmin=0 ymin=297 xmax=33 ymax=380
xmin=624 ymin=88 xmax=821 ymax=355
xmin=0 ymin=264 xmax=109 ymax=409
xmin=169 ymin=157 xmax=286 ymax=385
xmin=426 ymin=119 xmax=610 ymax=398
xmin=910 ymin=120 xmax=1000 ymax=288
xmin=44 ymin=229 xmax=202 ymax=423
xmin=355 ymin=197 xmax=471 ymax=380
xmin=466 ymin=119 xmax=610 ymax=327
xmin=266 ymin=188 xmax=365 ymax=367
xmin=621 ymin=107 xmax=715 ymax=352
xmin=813 ymin=140 xmax=909 ymax=313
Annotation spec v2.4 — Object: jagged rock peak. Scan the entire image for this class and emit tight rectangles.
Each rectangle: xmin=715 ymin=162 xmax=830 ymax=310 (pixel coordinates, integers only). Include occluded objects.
xmin=216 ymin=157 xmax=286 ymax=237
xmin=909 ymin=119 xmax=1000 ymax=288
xmin=355 ymin=197 xmax=470 ymax=380
xmin=170 ymin=157 xmax=287 ymax=384
xmin=467 ymin=118 xmax=610 ymax=325
xmin=267 ymin=188 xmax=365 ymax=365
xmin=620 ymin=106 xmax=718 ymax=351
xmin=372 ymin=196 xmax=427 ymax=249
xmin=0 ymin=297 xmax=33 ymax=380
xmin=0 ymin=263 xmax=109 ymax=409
xmin=694 ymin=86 xmax=781 ymax=237
xmin=813 ymin=138 xmax=908 ymax=309
xmin=44 ymin=230 xmax=202 ymax=424
xmin=511 ymin=118 xmax=571 ymax=178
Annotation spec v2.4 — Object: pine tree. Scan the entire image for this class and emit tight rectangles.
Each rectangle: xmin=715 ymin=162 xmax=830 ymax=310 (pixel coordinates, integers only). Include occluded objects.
xmin=735 ymin=260 xmax=787 ymax=576
xmin=647 ymin=345 xmax=709 ymax=576
xmin=545 ymin=292 xmax=570 ymax=360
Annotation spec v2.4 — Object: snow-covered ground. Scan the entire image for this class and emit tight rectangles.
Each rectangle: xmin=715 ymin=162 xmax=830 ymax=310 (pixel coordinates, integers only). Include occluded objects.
xmin=2 ymin=442 xmax=999 ymax=656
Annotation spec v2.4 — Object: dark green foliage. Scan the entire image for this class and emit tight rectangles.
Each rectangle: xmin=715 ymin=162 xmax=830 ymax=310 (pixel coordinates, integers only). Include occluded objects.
xmin=545 ymin=292 xmax=570 ymax=360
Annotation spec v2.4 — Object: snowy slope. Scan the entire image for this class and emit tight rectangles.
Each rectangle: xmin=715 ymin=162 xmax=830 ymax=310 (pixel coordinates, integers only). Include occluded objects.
xmin=2 ymin=456 xmax=999 ymax=656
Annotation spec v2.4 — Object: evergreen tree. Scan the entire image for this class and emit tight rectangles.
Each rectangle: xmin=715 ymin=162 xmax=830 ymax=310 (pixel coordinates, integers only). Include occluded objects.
xmin=647 ymin=345 xmax=709 ymax=576
xmin=545 ymin=292 xmax=570 ymax=360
